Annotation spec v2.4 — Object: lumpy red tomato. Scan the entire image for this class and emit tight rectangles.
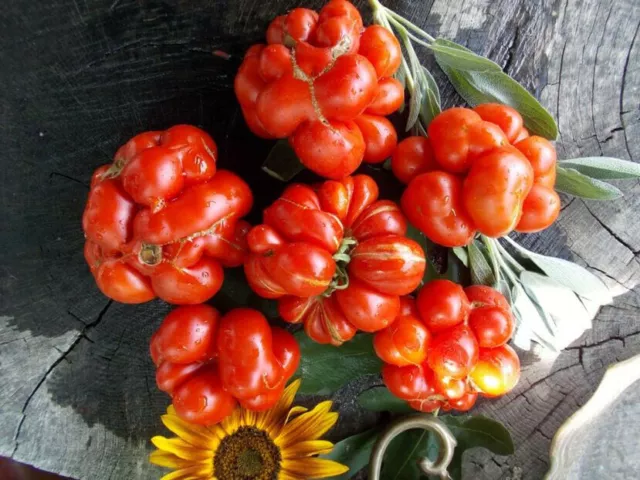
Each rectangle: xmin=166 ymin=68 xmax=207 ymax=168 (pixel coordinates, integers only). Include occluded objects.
xmin=244 ymin=174 xmax=426 ymax=345
xmin=235 ymin=0 xmax=403 ymax=179
xmin=397 ymin=104 xmax=560 ymax=245
xmin=151 ymin=306 xmax=300 ymax=424
xmin=82 ymin=126 xmax=253 ymax=304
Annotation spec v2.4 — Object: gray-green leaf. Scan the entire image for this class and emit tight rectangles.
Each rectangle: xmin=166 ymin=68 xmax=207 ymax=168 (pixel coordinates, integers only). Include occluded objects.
xmin=503 ymin=236 xmax=612 ymax=304
xmin=555 ymin=166 xmax=623 ymax=200
xmin=468 ymin=241 xmax=496 ymax=286
xmin=431 ymin=38 xmax=558 ymax=139
xmin=519 ymin=272 xmax=593 ymax=350
xmin=559 ymin=156 xmax=640 ymax=180
xmin=511 ymin=283 xmax=558 ymax=352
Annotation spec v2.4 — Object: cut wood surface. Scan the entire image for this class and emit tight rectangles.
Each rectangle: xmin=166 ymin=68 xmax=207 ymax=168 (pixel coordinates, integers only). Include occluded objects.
xmin=0 ymin=0 xmax=638 ymax=479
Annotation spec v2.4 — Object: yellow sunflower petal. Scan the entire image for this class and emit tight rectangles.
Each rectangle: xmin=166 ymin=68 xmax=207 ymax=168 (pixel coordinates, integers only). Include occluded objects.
xmin=243 ymin=407 xmax=258 ymax=427
xmin=281 ymin=440 xmax=335 ymax=459
xmin=167 ymin=405 xmax=177 ymax=416
xmin=275 ymin=402 xmax=338 ymax=449
xmin=220 ymin=406 xmax=243 ymax=435
xmin=161 ymin=414 xmax=216 ymax=449
xmin=160 ymin=464 xmax=211 ymax=480
xmin=151 ymin=436 xmax=213 ymax=462
xmin=278 ymin=471 xmax=302 ymax=480
xmin=149 ymin=451 xmax=192 ymax=469
xmin=281 ymin=458 xmax=349 ymax=479
xmin=284 ymin=406 xmax=308 ymax=425
xmin=257 ymin=379 xmax=301 ymax=434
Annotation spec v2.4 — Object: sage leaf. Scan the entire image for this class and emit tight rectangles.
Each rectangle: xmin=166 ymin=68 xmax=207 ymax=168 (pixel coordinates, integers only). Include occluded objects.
xmin=559 ymin=156 xmax=640 ymax=180
xmin=468 ymin=240 xmax=496 ymax=286
xmin=295 ymin=332 xmax=382 ymax=395
xmin=519 ymin=272 xmax=592 ymax=350
xmin=406 ymin=81 xmax=423 ymax=130
xmin=422 ymin=66 xmax=442 ymax=105
xmin=262 ymin=139 xmax=305 ymax=182
xmin=357 ymin=386 xmax=412 ymax=413
xmin=555 ymin=166 xmax=623 ymax=200
xmin=431 ymin=38 xmax=558 ymax=139
xmin=419 ymin=67 xmax=442 ymax=127
xmin=511 ymin=283 xmax=558 ymax=352
xmin=503 ymin=237 xmax=612 ymax=304
xmin=322 ymin=429 xmax=379 ymax=480
xmin=453 ymin=246 xmax=469 ymax=268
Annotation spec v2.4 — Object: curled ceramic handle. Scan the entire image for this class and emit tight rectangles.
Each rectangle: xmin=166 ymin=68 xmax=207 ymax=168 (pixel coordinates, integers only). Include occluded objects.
xmin=369 ymin=414 xmax=457 ymax=480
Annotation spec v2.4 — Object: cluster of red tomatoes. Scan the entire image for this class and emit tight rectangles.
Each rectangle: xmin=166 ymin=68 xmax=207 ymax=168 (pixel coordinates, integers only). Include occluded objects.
xmin=151 ymin=305 xmax=299 ymax=425
xmin=80 ymin=0 xmax=545 ymax=425
xmin=245 ymin=174 xmax=426 ymax=345
xmin=82 ymin=126 xmax=252 ymax=304
xmin=376 ymin=281 xmax=520 ymax=412
xmin=235 ymin=0 xmax=403 ymax=179
xmin=397 ymin=104 xmax=560 ymax=247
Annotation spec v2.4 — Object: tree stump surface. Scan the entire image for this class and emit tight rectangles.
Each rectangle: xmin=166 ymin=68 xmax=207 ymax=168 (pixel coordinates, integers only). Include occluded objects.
xmin=1 ymin=0 xmax=638 ymax=479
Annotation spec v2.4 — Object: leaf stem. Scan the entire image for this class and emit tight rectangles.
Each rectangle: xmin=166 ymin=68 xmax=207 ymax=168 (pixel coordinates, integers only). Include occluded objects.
xmin=386 ymin=16 xmax=433 ymax=48
xmin=382 ymin=6 xmax=436 ymax=43
xmin=480 ymin=236 xmax=501 ymax=285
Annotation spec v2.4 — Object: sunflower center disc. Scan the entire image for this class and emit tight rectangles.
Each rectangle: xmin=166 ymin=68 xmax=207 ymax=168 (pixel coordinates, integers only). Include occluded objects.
xmin=213 ymin=426 xmax=281 ymax=480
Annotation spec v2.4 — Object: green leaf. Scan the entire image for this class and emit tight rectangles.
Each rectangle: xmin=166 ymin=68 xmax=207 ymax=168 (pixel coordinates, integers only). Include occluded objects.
xmin=559 ymin=156 xmax=640 ymax=180
xmin=380 ymin=428 xmax=437 ymax=480
xmin=510 ymin=283 xmax=558 ymax=352
xmin=405 ymin=224 xmax=468 ymax=285
xmin=452 ymin=247 xmax=469 ymax=268
xmin=262 ymin=139 xmax=305 ymax=182
xmin=323 ymin=429 xmax=380 ymax=480
xmin=468 ymin=240 xmax=496 ymax=286
xmin=431 ymin=38 xmax=558 ymax=139
xmin=295 ymin=333 xmax=382 ymax=395
xmin=555 ymin=166 xmax=623 ymax=200
xmin=503 ymin=236 xmax=612 ymax=304
xmin=376 ymin=415 xmax=513 ymax=480
xmin=418 ymin=68 xmax=442 ymax=127
xmin=358 ymin=386 xmax=413 ymax=413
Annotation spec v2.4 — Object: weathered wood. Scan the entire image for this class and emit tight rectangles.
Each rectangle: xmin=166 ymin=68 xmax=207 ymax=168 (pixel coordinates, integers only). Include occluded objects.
xmin=0 ymin=0 xmax=638 ymax=479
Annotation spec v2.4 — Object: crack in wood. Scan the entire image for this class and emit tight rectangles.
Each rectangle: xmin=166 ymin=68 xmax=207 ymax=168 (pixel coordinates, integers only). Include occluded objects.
xmin=11 ymin=300 xmax=113 ymax=458
xmin=581 ymin=202 xmax=640 ymax=255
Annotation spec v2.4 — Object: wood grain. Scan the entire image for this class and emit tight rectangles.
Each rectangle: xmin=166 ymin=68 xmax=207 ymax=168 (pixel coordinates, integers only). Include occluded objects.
xmin=0 ymin=0 xmax=638 ymax=479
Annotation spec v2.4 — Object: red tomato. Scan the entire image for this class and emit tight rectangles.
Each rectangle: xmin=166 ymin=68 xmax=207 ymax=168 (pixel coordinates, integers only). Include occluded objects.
xmin=442 ymin=391 xmax=477 ymax=412
xmin=365 ymin=77 xmax=405 ymax=116
xmin=391 ymin=136 xmax=438 ymax=184
xmin=150 ymin=304 xmax=220 ymax=365
xmin=236 ymin=0 xmax=403 ymax=178
xmin=469 ymin=344 xmax=521 ymax=396
xmin=514 ymin=135 xmax=557 ymax=178
xmin=468 ymin=306 xmax=514 ymax=348
xmin=173 ymin=367 xmax=237 ymax=425
xmin=463 ymin=146 xmax=534 ymax=237
xmin=152 ymin=307 xmax=300 ymax=424
xmin=290 ymin=120 xmax=365 ymax=180
xmin=353 ymin=114 xmax=398 ymax=164
xmin=382 ymin=364 xmax=433 ymax=400
xmin=473 ymin=103 xmax=524 ymax=143
xmin=435 ymin=376 xmax=467 ymax=401
xmin=516 ymin=184 xmax=561 ymax=233
xmin=401 ymin=171 xmax=477 ymax=247
xmin=374 ymin=312 xmax=432 ymax=366
xmin=358 ymin=25 xmax=402 ymax=78
xmin=464 ymin=285 xmax=510 ymax=311
xmin=428 ymin=108 xmax=508 ymax=173
xmin=245 ymin=175 xmax=424 ymax=343
xmin=82 ymin=128 xmax=253 ymax=305
xmin=427 ymin=324 xmax=479 ymax=379
xmin=416 ymin=280 xmax=470 ymax=332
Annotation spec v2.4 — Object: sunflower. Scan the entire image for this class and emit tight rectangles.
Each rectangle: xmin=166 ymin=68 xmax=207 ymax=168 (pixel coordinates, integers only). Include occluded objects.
xmin=150 ymin=379 xmax=349 ymax=480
